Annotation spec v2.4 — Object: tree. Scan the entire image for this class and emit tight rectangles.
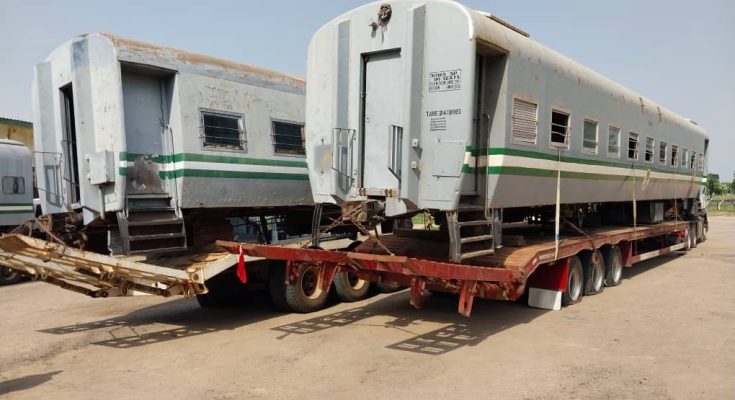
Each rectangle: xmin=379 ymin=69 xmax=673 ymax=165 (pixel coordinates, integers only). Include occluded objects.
xmin=706 ymin=173 xmax=720 ymax=195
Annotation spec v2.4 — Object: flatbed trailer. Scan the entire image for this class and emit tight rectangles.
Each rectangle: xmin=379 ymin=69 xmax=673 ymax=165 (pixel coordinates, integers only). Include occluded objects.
xmin=217 ymin=219 xmax=700 ymax=317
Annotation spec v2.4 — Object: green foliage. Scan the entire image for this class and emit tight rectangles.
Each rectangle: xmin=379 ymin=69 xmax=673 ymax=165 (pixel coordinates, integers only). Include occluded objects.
xmin=706 ymin=173 xmax=721 ymax=195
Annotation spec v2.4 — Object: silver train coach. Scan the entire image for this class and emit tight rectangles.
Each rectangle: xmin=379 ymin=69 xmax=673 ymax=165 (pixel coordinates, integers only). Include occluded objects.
xmin=0 ymin=139 xmax=34 ymax=284
xmin=0 ymin=139 xmax=34 ymax=230
xmin=33 ymin=33 xmax=313 ymax=255
xmin=305 ymin=0 xmax=709 ymax=262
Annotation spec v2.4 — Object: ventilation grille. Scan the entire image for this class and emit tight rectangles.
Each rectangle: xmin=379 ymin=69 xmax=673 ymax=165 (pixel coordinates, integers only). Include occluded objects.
xmin=512 ymin=98 xmax=538 ymax=144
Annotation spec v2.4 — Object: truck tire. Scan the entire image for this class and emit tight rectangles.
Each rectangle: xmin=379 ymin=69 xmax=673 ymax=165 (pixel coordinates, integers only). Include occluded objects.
xmin=271 ymin=262 xmax=329 ymax=313
xmin=603 ymin=246 xmax=623 ymax=287
xmin=691 ymin=225 xmax=699 ymax=249
xmin=0 ymin=267 xmax=21 ymax=285
xmin=268 ymin=262 xmax=292 ymax=312
xmin=333 ymin=270 xmax=370 ymax=302
xmin=562 ymin=256 xmax=584 ymax=306
xmin=701 ymin=224 xmax=707 ymax=242
xmin=684 ymin=229 xmax=693 ymax=251
xmin=583 ymin=250 xmax=605 ymax=295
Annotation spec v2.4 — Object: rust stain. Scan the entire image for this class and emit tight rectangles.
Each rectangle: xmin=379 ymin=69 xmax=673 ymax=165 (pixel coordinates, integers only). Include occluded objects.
xmin=100 ymin=33 xmax=305 ymax=87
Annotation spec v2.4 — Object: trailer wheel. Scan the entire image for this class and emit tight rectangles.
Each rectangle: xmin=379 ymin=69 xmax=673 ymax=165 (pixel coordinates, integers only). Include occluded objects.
xmin=583 ymin=250 xmax=605 ymax=295
xmin=333 ymin=270 xmax=370 ymax=302
xmin=0 ymin=267 xmax=21 ymax=285
xmin=277 ymin=262 xmax=329 ymax=313
xmin=684 ymin=229 xmax=693 ymax=251
xmin=333 ymin=240 xmax=371 ymax=302
xmin=268 ymin=262 xmax=292 ymax=312
xmin=603 ymin=246 xmax=623 ymax=287
xmin=701 ymin=224 xmax=707 ymax=242
xmin=562 ymin=256 xmax=584 ymax=306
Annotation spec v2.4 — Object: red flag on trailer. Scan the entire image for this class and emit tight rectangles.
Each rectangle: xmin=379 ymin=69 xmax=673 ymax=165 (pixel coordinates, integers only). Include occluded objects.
xmin=236 ymin=244 xmax=247 ymax=284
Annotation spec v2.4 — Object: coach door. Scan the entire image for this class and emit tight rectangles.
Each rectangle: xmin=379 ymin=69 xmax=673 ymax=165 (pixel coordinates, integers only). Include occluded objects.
xmin=360 ymin=50 xmax=404 ymax=195
xmin=121 ymin=66 xmax=173 ymax=195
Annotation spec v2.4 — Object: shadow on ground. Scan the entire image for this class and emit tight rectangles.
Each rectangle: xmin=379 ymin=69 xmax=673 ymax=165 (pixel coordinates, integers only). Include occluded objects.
xmin=37 ymin=250 xmax=686 ymax=355
xmin=0 ymin=371 xmax=61 ymax=396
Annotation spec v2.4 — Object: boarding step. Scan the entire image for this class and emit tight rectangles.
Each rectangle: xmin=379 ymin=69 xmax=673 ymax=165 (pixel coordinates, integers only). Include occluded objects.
xmin=448 ymin=204 xmax=496 ymax=263
xmin=460 ymin=234 xmax=495 ymax=244
xmin=457 ymin=220 xmax=493 ymax=228
xmin=128 ymin=233 xmax=186 ymax=242
xmin=110 ymin=203 xmax=187 ymax=256
xmin=459 ymin=249 xmax=496 ymax=260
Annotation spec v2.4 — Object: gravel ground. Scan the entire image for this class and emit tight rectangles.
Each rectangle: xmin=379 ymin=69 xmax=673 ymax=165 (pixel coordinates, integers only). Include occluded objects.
xmin=1 ymin=217 xmax=733 ymax=400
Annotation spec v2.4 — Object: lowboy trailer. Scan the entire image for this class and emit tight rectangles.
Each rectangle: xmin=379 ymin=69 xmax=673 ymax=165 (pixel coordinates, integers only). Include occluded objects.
xmin=217 ymin=219 xmax=702 ymax=317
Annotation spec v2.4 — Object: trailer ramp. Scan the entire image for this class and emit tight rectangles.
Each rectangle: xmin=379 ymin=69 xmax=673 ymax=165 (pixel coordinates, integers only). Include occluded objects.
xmin=0 ymin=234 xmax=237 ymax=298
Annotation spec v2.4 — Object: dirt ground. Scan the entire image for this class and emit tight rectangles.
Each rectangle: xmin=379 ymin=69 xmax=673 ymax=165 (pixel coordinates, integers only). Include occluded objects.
xmin=1 ymin=217 xmax=733 ymax=400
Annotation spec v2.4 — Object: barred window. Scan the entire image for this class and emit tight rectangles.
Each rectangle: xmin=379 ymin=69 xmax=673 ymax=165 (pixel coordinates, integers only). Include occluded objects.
xmin=582 ymin=120 xmax=598 ymax=154
xmin=2 ymin=176 xmax=25 ymax=194
xmin=511 ymin=98 xmax=538 ymax=145
xmin=681 ymin=148 xmax=689 ymax=169
xmin=607 ymin=126 xmax=621 ymax=158
xmin=671 ymin=145 xmax=679 ymax=167
xmin=659 ymin=141 xmax=667 ymax=164
xmin=272 ymin=121 xmax=305 ymax=156
xmin=644 ymin=136 xmax=655 ymax=163
xmin=201 ymin=111 xmax=245 ymax=150
xmin=627 ymin=132 xmax=639 ymax=160
xmin=689 ymin=152 xmax=696 ymax=170
xmin=550 ymin=110 xmax=570 ymax=148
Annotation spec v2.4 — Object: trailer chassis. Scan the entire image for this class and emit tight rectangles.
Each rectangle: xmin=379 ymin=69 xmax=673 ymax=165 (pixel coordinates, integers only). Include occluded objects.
xmin=217 ymin=220 xmax=694 ymax=317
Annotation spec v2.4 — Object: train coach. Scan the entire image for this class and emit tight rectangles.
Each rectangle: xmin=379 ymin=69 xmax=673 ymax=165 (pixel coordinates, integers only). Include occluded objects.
xmin=0 ymin=140 xmax=34 ymax=231
xmin=32 ymin=33 xmax=315 ymax=255
xmin=305 ymin=0 xmax=709 ymax=263
xmin=0 ymin=140 xmax=34 ymax=284
xmin=21 ymin=33 xmax=370 ymax=309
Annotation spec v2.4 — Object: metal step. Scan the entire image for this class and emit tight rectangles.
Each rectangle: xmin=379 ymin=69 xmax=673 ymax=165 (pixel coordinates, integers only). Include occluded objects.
xmin=114 ymin=204 xmax=187 ymax=256
xmin=128 ymin=233 xmax=186 ymax=242
xmin=457 ymin=205 xmax=485 ymax=212
xmin=457 ymin=220 xmax=493 ymax=228
xmin=460 ymin=249 xmax=495 ymax=260
xmin=129 ymin=246 xmax=189 ymax=256
xmin=128 ymin=219 xmax=183 ymax=227
xmin=460 ymin=234 xmax=494 ymax=244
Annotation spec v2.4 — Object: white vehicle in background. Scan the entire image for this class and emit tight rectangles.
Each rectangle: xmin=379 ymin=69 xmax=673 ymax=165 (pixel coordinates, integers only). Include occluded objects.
xmin=0 ymin=139 xmax=35 ymax=284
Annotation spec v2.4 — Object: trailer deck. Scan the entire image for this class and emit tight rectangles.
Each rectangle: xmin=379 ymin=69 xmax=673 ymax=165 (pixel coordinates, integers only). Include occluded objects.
xmin=217 ymin=220 xmax=692 ymax=316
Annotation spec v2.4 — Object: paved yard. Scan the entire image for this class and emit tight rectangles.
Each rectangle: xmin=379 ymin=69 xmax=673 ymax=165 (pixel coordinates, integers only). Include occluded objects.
xmin=1 ymin=217 xmax=733 ymax=399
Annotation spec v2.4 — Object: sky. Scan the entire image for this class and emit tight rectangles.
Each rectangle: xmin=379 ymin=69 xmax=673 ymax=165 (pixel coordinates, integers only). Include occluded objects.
xmin=1 ymin=0 xmax=733 ymax=178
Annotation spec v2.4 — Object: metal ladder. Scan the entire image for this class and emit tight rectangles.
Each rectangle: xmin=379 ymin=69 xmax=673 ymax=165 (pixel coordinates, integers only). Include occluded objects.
xmin=111 ymin=195 xmax=187 ymax=256
xmin=447 ymin=202 xmax=495 ymax=263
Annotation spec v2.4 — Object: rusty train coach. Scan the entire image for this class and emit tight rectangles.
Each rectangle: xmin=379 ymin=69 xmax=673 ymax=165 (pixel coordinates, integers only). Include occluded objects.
xmin=31 ymin=33 xmax=319 ymax=256
xmin=223 ymin=0 xmax=710 ymax=315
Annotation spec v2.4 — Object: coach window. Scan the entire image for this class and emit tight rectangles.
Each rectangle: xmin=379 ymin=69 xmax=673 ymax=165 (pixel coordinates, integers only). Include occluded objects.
xmin=689 ymin=151 xmax=696 ymax=170
xmin=607 ymin=126 xmax=621 ymax=158
xmin=644 ymin=136 xmax=655 ymax=163
xmin=272 ymin=120 xmax=306 ymax=156
xmin=627 ymin=132 xmax=639 ymax=160
xmin=659 ymin=141 xmax=668 ymax=165
xmin=582 ymin=120 xmax=598 ymax=154
xmin=511 ymin=98 xmax=538 ymax=146
xmin=671 ymin=145 xmax=679 ymax=167
xmin=681 ymin=148 xmax=689 ymax=169
xmin=2 ymin=176 xmax=25 ymax=195
xmin=550 ymin=110 xmax=570 ymax=149
xmin=201 ymin=111 xmax=246 ymax=151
